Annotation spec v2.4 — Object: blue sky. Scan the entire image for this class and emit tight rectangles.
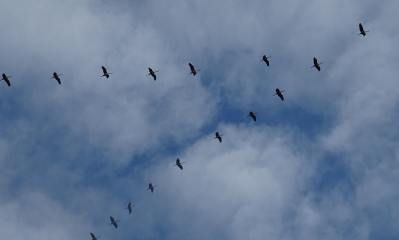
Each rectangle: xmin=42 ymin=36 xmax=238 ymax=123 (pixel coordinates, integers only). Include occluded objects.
xmin=0 ymin=0 xmax=399 ymax=239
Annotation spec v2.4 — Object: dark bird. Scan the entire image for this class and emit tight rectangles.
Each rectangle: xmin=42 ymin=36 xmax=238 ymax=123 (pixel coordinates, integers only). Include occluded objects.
xmin=248 ymin=111 xmax=256 ymax=122
xmin=262 ymin=55 xmax=270 ymax=66
xmin=275 ymin=88 xmax=284 ymax=101
xmin=126 ymin=202 xmax=134 ymax=214
xmin=101 ymin=66 xmax=110 ymax=78
xmin=148 ymin=67 xmax=158 ymax=80
xmin=52 ymin=72 xmax=61 ymax=85
xmin=148 ymin=183 xmax=155 ymax=193
xmin=109 ymin=216 xmax=118 ymax=229
xmin=90 ymin=232 xmax=98 ymax=240
xmin=215 ymin=132 xmax=222 ymax=143
xmin=176 ymin=158 xmax=183 ymax=170
xmin=188 ymin=63 xmax=199 ymax=76
xmin=1 ymin=73 xmax=11 ymax=87
xmin=312 ymin=57 xmax=321 ymax=71
xmin=359 ymin=23 xmax=368 ymax=36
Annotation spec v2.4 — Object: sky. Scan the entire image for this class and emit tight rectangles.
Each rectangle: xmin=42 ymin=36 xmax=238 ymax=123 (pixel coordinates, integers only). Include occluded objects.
xmin=0 ymin=0 xmax=398 ymax=239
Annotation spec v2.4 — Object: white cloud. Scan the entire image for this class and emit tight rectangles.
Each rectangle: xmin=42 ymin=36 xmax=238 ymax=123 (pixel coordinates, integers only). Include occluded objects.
xmin=0 ymin=0 xmax=217 ymax=162
xmin=0 ymin=192 xmax=89 ymax=240
xmin=0 ymin=0 xmax=399 ymax=239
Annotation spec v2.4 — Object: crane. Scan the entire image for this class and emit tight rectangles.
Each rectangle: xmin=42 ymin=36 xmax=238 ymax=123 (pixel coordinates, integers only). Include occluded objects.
xmin=312 ymin=57 xmax=321 ymax=71
xmin=90 ymin=233 xmax=98 ymax=240
xmin=109 ymin=216 xmax=118 ymax=229
xmin=215 ymin=132 xmax=222 ymax=143
xmin=262 ymin=55 xmax=270 ymax=66
xmin=126 ymin=202 xmax=134 ymax=214
xmin=188 ymin=63 xmax=199 ymax=76
xmin=176 ymin=158 xmax=183 ymax=170
xmin=1 ymin=73 xmax=11 ymax=87
xmin=359 ymin=23 xmax=368 ymax=36
xmin=275 ymin=88 xmax=284 ymax=101
xmin=51 ymin=72 xmax=61 ymax=85
xmin=148 ymin=68 xmax=158 ymax=80
xmin=148 ymin=183 xmax=155 ymax=192
xmin=101 ymin=66 xmax=111 ymax=78
xmin=248 ymin=112 xmax=256 ymax=122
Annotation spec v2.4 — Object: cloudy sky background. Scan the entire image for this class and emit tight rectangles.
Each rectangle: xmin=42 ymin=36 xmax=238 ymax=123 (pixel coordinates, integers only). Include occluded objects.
xmin=0 ymin=0 xmax=398 ymax=239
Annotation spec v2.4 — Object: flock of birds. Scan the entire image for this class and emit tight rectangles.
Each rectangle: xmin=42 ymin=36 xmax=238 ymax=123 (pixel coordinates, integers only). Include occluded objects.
xmin=3 ymin=22 xmax=369 ymax=239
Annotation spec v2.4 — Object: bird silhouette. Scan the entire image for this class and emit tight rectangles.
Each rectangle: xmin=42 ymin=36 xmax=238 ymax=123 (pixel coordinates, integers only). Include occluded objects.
xmin=248 ymin=112 xmax=256 ymax=122
xmin=215 ymin=132 xmax=222 ymax=143
xmin=148 ymin=68 xmax=158 ymax=80
xmin=312 ymin=57 xmax=321 ymax=71
xmin=148 ymin=183 xmax=155 ymax=192
xmin=262 ymin=55 xmax=270 ymax=66
xmin=188 ymin=62 xmax=199 ymax=76
xmin=109 ymin=216 xmax=118 ymax=229
xmin=359 ymin=23 xmax=368 ymax=36
xmin=51 ymin=72 xmax=61 ymax=85
xmin=90 ymin=232 xmax=98 ymax=240
xmin=101 ymin=66 xmax=111 ymax=78
xmin=1 ymin=73 xmax=11 ymax=87
xmin=176 ymin=158 xmax=183 ymax=170
xmin=126 ymin=202 xmax=134 ymax=214
xmin=275 ymin=88 xmax=284 ymax=101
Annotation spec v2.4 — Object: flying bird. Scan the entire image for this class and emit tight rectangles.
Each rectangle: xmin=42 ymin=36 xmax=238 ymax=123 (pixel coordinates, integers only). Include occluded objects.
xmin=126 ymin=202 xmax=134 ymax=214
xmin=1 ymin=73 xmax=11 ymax=87
xmin=148 ymin=67 xmax=158 ymax=80
xmin=262 ymin=55 xmax=270 ymax=66
xmin=275 ymin=88 xmax=284 ymax=101
xmin=248 ymin=111 xmax=256 ymax=122
xmin=51 ymin=72 xmax=61 ymax=85
xmin=176 ymin=158 xmax=183 ymax=170
xmin=90 ymin=233 xmax=98 ymax=240
xmin=359 ymin=23 xmax=368 ymax=36
xmin=148 ymin=183 xmax=155 ymax=192
xmin=101 ymin=66 xmax=111 ymax=78
xmin=188 ymin=62 xmax=199 ymax=76
xmin=215 ymin=132 xmax=222 ymax=143
xmin=109 ymin=216 xmax=118 ymax=229
xmin=312 ymin=57 xmax=321 ymax=71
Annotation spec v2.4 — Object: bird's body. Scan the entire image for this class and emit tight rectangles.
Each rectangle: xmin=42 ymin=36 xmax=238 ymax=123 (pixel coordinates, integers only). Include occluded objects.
xmin=127 ymin=202 xmax=133 ymax=214
xmin=188 ymin=63 xmax=198 ymax=76
xmin=110 ymin=216 xmax=118 ymax=229
xmin=262 ymin=55 xmax=270 ymax=66
xmin=101 ymin=66 xmax=110 ymax=78
xmin=215 ymin=132 xmax=222 ymax=143
xmin=313 ymin=57 xmax=321 ymax=71
xmin=275 ymin=88 xmax=284 ymax=101
xmin=148 ymin=68 xmax=157 ymax=80
xmin=90 ymin=233 xmax=98 ymax=240
xmin=359 ymin=23 xmax=367 ymax=36
xmin=176 ymin=158 xmax=183 ymax=170
xmin=148 ymin=183 xmax=155 ymax=192
xmin=52 ymin=72 xmax=61 ymax=85
xmin=249 ymin=111 xmax=256 ymax=122
xmin=1 ymin=73 xmax=11 ymax=87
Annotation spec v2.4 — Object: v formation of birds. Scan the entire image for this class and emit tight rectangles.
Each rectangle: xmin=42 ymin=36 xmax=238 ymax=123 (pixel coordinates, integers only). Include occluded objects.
xmin=1 ymin=23 xmax=368 ymax=238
